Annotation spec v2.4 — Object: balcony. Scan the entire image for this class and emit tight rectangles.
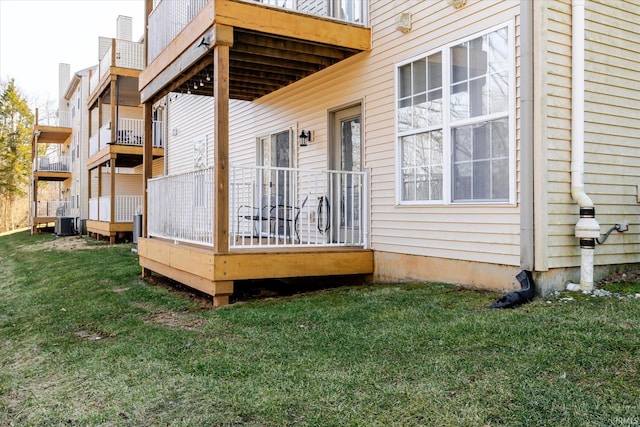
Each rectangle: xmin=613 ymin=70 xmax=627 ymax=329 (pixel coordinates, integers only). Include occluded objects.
xmin=34 ymin=200 xmax=72 ymax=218
xmin=88 ymin=118 xmax=163 ymax=169
xmin=140 ymin=0 xmax=370 ymax=102
xmin=141 ymin=164 xmax=372 ymax=306
xmin=90 ymin=38 xmax=145 ymax=95
xmin=32 ymin=109 xmax=72 ymax=146
xmin=147 ymin=165 xmax=367 ymax=248
xmin=89 ymin=195 xmax=142 ymax=223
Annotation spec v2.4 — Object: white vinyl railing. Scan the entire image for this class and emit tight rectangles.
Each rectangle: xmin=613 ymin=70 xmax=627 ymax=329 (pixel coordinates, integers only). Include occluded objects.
xmin=152 ymin=120 xmax=165 ymax=148
xmin=89 ymin=118 xmax=145 ymax=155
xmin=148 ymin=0 xmax=209 ymax=63
xmin=89 ymin=71 xmax=99 ymax=95
xmin=147 ymin=0 xmax=367 ymax=63
xmin=148 ymin=168 xmax=214 ymax=245
xmin=146 ymin=165 xmax=367 ymax=249
xmin=98 ymin=197 xmax=110 ymax=221
xmin=34 ymin=156 xmax=71 ymax=173
xmin=100 ymin=39 xmax=144 ymax=80
xmin=36 ymin=110 xmax=71 ymax=127
xmin=230 ymin=165 xmax=367 ymax=248
xmin=89 ymin=195 xmax=142 ymax=223
xmin=89 ymin=198 xmax=98 ymax=221
xmin=34 ymin=200 xmax=72 ymax=218
xmin=116 ymin=118 xmax=144 ymax=146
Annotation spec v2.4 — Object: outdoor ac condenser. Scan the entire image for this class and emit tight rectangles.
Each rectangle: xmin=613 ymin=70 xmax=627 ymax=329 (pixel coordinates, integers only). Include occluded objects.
xmin=55 ymin=217 xmax=75 ymax=236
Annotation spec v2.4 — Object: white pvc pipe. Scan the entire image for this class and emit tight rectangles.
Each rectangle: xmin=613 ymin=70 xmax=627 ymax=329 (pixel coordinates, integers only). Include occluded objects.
xmin=570 ymin=0 xmax=592 ymax=208
xmin=571 ymin=0 xmax=599 ymax=292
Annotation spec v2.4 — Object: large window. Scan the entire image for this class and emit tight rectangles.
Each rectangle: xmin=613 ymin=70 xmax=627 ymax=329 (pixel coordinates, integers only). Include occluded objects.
xmin=397 ymin=25 xmax=512 ymax=204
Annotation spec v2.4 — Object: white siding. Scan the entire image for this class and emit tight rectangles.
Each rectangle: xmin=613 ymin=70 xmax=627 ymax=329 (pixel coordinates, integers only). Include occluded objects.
xmin=166 ymin=94 xmax=215 ymax=175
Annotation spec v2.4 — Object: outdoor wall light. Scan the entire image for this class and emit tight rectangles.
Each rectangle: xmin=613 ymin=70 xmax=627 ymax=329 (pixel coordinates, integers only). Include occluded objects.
xmin=299 ymin=130 xmax=312 ymax=146
xmin=446 ymin=0 xmax=466 ymax=9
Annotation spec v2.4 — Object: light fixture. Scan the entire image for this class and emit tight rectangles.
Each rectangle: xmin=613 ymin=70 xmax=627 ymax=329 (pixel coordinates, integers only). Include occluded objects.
xmin=200 ymin=79 xmax=204 ymax=87
xmin=395 ymin=12 xmax=412 ymax=33
xmin=193 ymin=81 xmax=198 ymax=89
xmin=206 ymin=73 xmax=211 ymax=82
xmin=299 ymin=130 xmax=311 ymax=147
xmin=446 ymin=0 xmax=466 ymax=9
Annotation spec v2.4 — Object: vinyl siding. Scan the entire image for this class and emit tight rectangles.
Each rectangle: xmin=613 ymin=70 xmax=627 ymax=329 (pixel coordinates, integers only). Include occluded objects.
xmin=543 ymin=0 xmax=640 ymax=269
xmin=166 ymin=94 xmax=215 ymax=175
xmin=232 ymin=0 xmax=522 ymax=266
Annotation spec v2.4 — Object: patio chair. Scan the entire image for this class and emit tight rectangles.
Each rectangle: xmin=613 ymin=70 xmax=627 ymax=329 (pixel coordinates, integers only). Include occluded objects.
xmin=270 ymin=195 xmax=309 ymax=242
xmin=237 ymin=194 xmax=282 ymax=237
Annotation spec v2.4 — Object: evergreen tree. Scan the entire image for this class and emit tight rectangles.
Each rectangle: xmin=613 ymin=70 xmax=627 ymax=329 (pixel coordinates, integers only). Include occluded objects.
xmin=0 ymin=79 xmax=33 ymax=231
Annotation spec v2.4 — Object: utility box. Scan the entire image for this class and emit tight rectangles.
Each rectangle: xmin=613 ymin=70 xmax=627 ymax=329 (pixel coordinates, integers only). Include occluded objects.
xmin=55 ymin=217 xmax=75 ymax=236
xmin=133 ymin=214 xmax=143 ymax=243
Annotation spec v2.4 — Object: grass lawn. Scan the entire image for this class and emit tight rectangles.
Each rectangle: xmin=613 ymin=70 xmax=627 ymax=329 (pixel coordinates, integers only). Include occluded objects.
xmin=1 ymin=231 xmax=639 ymax=426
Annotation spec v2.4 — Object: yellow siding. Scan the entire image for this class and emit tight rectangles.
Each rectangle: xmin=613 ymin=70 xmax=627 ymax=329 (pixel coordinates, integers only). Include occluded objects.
xmin=543 ymin=0 xmax=640 ymax=269
xmin=222 ymin=0 xmax=522 ymax=268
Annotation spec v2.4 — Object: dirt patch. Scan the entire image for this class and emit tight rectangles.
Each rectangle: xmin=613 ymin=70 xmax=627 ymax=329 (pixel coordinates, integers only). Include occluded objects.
xmin=145 ymin=311 xmax=206 ymax=331
xmin=24 ymin=236 xmax=107 ymax=251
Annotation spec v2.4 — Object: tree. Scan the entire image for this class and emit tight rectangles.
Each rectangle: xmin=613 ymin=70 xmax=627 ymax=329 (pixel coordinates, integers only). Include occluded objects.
xmin=0 ymin=79 xmax=33 ymax=231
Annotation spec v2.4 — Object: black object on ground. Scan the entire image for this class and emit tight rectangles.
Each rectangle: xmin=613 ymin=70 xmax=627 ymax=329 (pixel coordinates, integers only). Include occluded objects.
xmin=489 ymin=270 xmax=536 ymax=309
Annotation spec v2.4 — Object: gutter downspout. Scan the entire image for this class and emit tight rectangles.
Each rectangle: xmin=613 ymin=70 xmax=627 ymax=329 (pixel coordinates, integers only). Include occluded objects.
xmin=571 ymin=0 xmax=600 ymax=291
xmin=520 ymin=0 xmax=534 ymax=273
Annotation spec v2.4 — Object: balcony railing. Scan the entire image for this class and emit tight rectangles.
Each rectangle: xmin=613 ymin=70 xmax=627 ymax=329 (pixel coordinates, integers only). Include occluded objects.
xmin=36 ymin=110 xmax=71 ymax=128
xmin=89 ymin=195 xmax=143 ymax=223
xmin=34 ymin=156 xmax=71 ymax=173
xmin=153 ymin=120 xmax=165 ymax=148
xmin=33 ymin=200 xmax=72 ymax=218
xmin=147 ymin=0 xmax=367 ymax=64
xmin=100 ymin=39 xmax=145 ymax=80
xmin=147 ymin=165 xmax=368 ymax=249
xmin=89 ymin=118 xmax=146 ymax=156
xmin=148 ymin=168 xmax=214 ymax=246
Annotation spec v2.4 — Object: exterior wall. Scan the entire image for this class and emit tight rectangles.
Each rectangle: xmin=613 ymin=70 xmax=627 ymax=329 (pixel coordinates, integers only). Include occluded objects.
xmin=166 ymin=94 xmax=215 ymax=175
xmin=536 ymin=0 xmax=640 ymax=290
xmin=223 ymin=0 xmax=523 ymax=288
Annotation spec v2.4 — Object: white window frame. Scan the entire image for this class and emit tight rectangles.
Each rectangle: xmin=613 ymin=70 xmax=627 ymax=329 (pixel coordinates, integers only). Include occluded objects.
xmin=395 ymin=22 xmax=516 ymax=206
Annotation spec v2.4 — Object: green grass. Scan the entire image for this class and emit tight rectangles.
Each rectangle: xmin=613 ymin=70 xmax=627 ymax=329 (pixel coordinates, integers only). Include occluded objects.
xmin=1 ymin=231 xmax=639 ymax=426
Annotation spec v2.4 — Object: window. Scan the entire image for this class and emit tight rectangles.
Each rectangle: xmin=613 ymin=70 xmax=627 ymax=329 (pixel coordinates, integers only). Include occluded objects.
xmin=397 ymin=24 xmax=512 ymax=204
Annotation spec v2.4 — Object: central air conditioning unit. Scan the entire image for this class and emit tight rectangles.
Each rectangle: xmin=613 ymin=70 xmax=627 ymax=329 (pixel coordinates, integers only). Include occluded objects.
xmin=55 ymin=217 xmax=75 ymax=236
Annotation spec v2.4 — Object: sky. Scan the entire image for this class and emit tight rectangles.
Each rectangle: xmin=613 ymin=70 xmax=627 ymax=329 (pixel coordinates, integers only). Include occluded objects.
xmin=0 ymin=0 xmax=144 ymax=106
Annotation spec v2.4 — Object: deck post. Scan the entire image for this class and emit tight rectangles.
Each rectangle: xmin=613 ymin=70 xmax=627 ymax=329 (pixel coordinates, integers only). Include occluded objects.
xmin=141 ymin=101 xmax=153 ymax=278
xmin=212 ymin=25 xmax=234 ymax=306
xmin=212 ymin=281 xmax=234 ymax=308
xmin=212 ymin=25 xmax=233 ymax=255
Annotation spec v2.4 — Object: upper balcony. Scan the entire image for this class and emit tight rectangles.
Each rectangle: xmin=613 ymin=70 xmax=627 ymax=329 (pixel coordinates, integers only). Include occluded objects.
xmin=88 ymin=37 xmax=145 ymax=108
xmin=140 ymin=0 xmax=370 ymax=102
xmin=87 ymin=118 xmax=164 ymax=170
xmin=32 ymin=108 xmax=72 ymax=145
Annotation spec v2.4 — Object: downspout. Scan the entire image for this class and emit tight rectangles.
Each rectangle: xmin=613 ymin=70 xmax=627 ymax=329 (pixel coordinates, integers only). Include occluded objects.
xmin=571 ymin=0 xmax=600 ymax=291
xmin=520 ymin=0 xmax=534 ymax=273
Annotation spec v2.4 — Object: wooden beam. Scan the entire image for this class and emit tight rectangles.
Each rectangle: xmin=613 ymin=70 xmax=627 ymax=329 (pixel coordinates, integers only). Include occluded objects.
xmin=142 ymin=102 xmax=153 ymax=238
xmin=212 ymin=0 xmax=371 ymax=51
xmin=234 ymin=30 xmax=353 ymax=60
xmin=213 ymin=36 xmax=231 ymax=254
xmin=110 ymin=153 xmax=116 ymax=223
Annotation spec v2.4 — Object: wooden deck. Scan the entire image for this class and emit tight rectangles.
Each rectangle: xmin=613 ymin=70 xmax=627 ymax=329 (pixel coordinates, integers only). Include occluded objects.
xmin=138 ymin=237 xmax=374 ymax=307
xmin=87 ymin=220 xmax=134 ymax=244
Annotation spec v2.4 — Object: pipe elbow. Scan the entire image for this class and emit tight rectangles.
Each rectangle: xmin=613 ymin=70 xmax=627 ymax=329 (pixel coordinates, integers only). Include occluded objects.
xmin=571 ymin=187 xmax=593 ymax=208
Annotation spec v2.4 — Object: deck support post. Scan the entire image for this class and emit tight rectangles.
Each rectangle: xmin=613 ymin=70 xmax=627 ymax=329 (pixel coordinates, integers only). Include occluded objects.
xmin=212 ymin=25 xmax=233 ymax=256
xmin=212 ymin=280 xmax=233 ymax=308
